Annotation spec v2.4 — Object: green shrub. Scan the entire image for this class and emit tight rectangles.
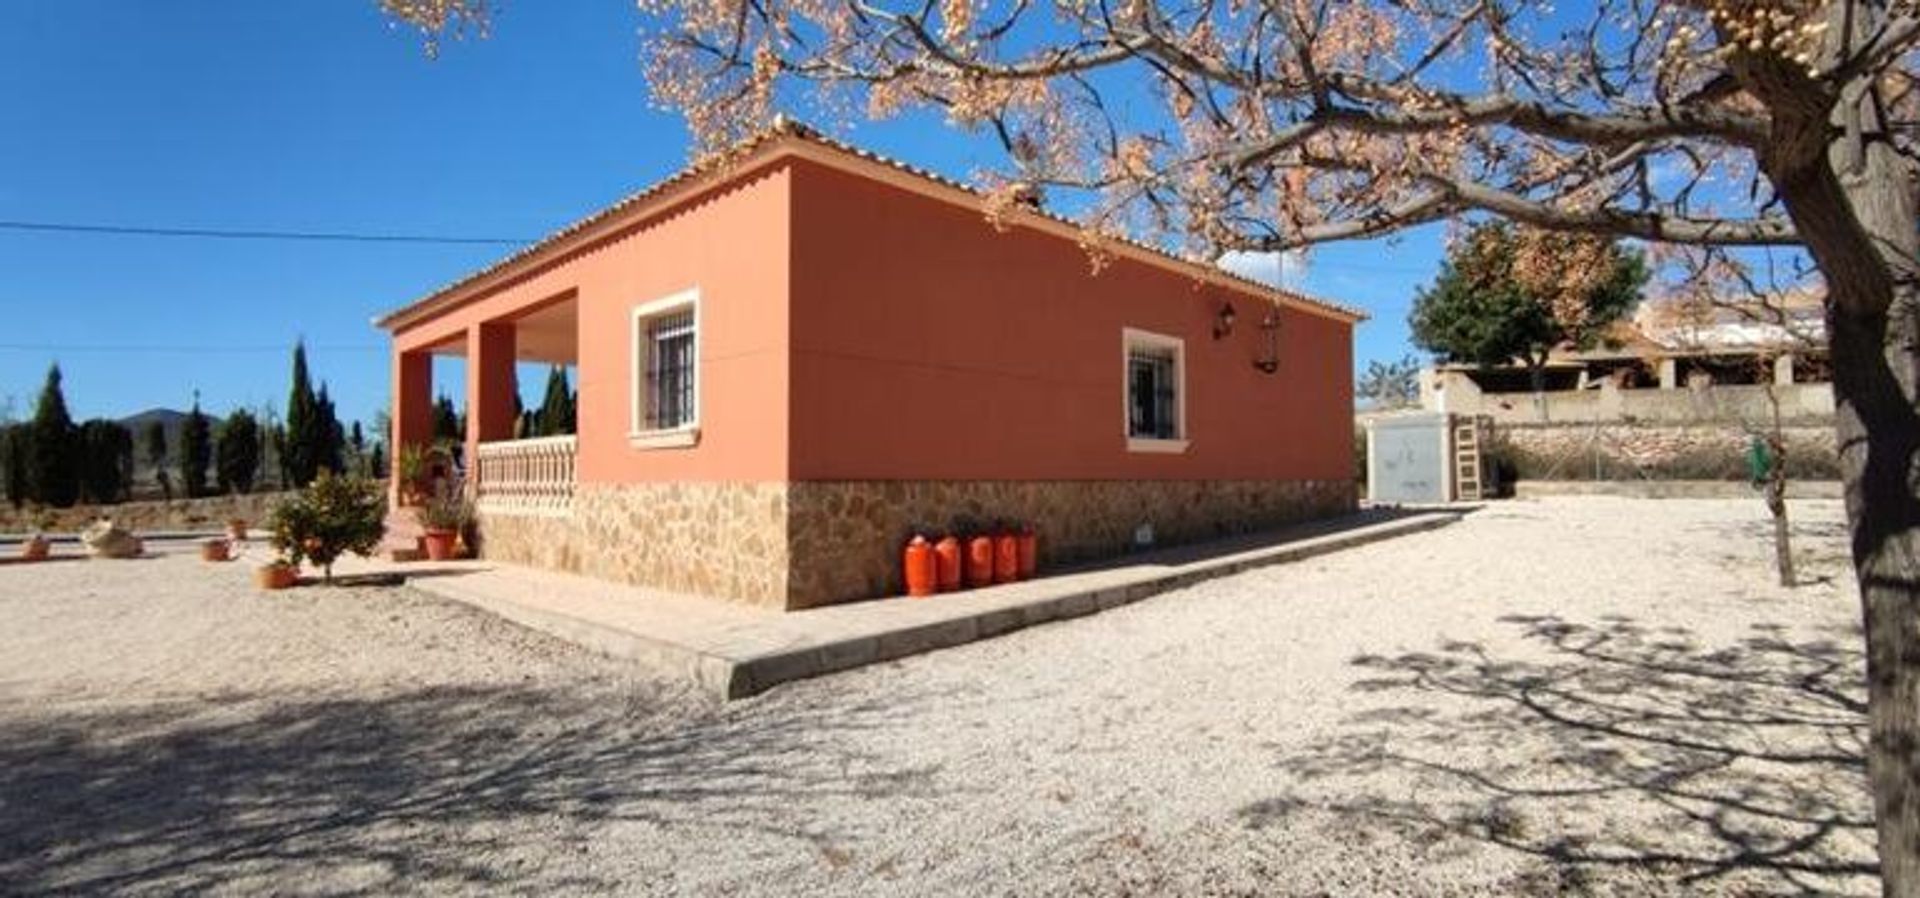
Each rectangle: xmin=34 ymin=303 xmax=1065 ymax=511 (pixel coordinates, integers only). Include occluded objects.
xmin=415 ymin=489 xmax=473 ymax=533
xmin=269 ymin=471 xmax=387 ymax=583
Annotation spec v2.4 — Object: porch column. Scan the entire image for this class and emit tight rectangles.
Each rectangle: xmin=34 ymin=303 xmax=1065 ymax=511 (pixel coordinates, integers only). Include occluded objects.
xmin=465 ymin=321 xmax=518 ymax=479
xmin=391 ymin=349 xmax=433 ymax=508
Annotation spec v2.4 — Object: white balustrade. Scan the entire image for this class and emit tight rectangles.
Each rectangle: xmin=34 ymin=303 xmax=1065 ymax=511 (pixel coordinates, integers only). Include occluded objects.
xmin=473 ymin=435 xmax=576 ymax=514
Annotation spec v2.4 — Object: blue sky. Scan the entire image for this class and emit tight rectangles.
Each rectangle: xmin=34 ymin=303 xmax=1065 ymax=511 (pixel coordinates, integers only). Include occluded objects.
xmin=0 ymin=2 xmax=1441 ymax=429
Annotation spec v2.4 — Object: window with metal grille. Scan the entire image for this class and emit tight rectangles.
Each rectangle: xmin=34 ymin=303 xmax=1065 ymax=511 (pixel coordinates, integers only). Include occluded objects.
xmin=1127 ymin=344 xmax=1180 ymax=439
xmin=644 ymin=310 xmax=695 ymax=429
xmin=630 ymin=290 xmax=699 ymax=441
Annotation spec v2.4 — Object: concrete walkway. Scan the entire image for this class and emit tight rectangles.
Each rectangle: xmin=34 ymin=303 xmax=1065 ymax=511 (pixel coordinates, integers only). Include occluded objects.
xmin=343 ymin=509 xmax=1460 ymax=700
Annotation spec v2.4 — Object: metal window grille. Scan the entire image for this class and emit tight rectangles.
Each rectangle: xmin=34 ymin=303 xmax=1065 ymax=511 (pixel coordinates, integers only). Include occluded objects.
xmin=644 ymin=310 xmax=695 ymax=429
xmin=1127 ymin=346 xmax=1178 ymax=439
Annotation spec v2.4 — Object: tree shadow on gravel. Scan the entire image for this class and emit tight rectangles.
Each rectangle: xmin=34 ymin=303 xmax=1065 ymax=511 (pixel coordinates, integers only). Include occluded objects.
xmin=0 ymin=683 xmax=960 ymax=895
xmin=1239 ymin=615 xmax=1877 ymax=895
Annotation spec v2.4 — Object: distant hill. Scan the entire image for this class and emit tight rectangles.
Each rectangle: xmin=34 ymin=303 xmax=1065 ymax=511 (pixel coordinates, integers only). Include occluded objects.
xmin=119 ymin=407 xmax=192 ymax=436
xmin=117 ymin=408 xmax=225 ymax=483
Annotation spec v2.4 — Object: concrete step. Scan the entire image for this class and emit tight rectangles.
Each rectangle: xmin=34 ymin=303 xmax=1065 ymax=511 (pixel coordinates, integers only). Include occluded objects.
xmin=391 ymin=509 xmax=1464 ymax=701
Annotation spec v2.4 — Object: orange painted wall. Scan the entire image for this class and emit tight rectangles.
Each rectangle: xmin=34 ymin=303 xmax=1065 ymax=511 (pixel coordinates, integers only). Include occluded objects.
xmin=390 ymin=166 xmax=793 ymax=483
xmin=786 ymin=159 xmax=1353 ymax=482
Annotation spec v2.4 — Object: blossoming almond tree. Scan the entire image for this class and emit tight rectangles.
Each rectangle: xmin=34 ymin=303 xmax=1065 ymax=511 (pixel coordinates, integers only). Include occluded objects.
xmin=384 ymin=0 xmax=1919 ymax=889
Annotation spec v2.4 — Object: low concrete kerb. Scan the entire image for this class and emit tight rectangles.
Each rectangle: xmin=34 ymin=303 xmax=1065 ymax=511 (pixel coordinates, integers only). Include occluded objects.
xmin=403 ymin=510 xmax=1460 ymax=701
xmin=721 ymin=510 xmax=1458 ymax=699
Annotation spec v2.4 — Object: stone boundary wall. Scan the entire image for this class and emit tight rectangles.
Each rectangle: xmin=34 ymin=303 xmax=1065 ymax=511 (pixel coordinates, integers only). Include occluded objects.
xmin=1428 ymin=369 xmax=1835 ymax=425
xmin=1491 ymin=422 xmax=1838 ymax=481
xmin=0 ymin=490 xmax=298 ymax=535
xmin=785 ymin=479 xmax=1357 ymax=609
xmin=473 ymin=478 xmax=1356 ymax=611
xmin=1513 ymin=479 xmax=1842 ymax=500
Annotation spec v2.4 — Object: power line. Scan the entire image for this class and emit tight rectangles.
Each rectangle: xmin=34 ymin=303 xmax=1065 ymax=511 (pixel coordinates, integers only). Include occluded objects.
xmin=0 ymin=219 xmax=532 ymax=246
xmin=0 ymin=342 xmax=385 ymax=354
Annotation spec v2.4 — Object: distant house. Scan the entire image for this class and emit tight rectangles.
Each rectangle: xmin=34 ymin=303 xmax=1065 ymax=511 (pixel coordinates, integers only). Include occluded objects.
xmin=375 ymin=122 xmax=1363 ymax=609
xmin=1422 ymin=290 xmax=1834 ymax=425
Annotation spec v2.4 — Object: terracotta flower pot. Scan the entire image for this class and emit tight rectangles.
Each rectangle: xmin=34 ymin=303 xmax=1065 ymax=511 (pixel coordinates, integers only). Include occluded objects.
xmin=255 ymin=563 xmax=297 ymax=590
xmin=200 ymin=539 xmax=231 ymax=563
xmin=20 ymin=536 xmax=50 ymax=561
xmin=226 ymin=519 xmax=248 ymax=542
xmin=422 ymin=529 xmax=458 ymax=561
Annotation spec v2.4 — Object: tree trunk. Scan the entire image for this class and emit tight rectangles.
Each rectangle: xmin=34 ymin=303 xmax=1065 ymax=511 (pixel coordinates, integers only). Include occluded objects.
xmin=1763 ymin=76 xmax=1920 ymax=897
xmin=1765 ymin=466 xmax=1796 ymax=588
xmin=1764 ymin=375 xmax=1796 ymax=588
xmin=1737 ymin=3 xmax=1920 ymax=884
xmin=1830 ymin=291 xmax=1920 ymax=897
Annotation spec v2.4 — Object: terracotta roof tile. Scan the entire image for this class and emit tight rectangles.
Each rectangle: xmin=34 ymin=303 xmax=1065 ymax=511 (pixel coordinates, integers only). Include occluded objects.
xmin=375 ymin=118 xmax=1365 ymax=328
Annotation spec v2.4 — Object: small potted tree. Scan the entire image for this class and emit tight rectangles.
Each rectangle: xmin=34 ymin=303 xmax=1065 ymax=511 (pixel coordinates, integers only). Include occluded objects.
xmin=255 ymin=556 xmax=298 ymax=590
xmin=268 ymin=470 xmax=388 ymax=584
xmin=416 ymin=491 xmax=473 ymax=561
xmin=19 ymin=508 xmax=55 ymax=561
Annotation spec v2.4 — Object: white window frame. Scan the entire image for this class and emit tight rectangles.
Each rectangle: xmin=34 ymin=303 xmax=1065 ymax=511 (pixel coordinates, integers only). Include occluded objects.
xmin=1121 ymin=327 xmax=1190 ymax=454
xmin=629 ymin=288 xmax=701 ymax=450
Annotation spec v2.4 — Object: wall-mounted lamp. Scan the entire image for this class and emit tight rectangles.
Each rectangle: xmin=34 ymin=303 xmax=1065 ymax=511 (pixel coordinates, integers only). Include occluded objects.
xmin=1212 ymin=301 xmax=1237 ymax=340
xmin=1252 ymin=307 xmax=1281 ymax=374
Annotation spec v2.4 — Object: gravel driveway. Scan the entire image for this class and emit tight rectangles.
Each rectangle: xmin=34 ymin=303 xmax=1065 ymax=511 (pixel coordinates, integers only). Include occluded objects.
xmin=0 ymin=497 xmax=1876 ymax=895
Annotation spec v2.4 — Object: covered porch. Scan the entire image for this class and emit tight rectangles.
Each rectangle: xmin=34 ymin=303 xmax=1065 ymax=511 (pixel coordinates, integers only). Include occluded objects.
xmin=389 ymin=292 xmax=580 ymax=516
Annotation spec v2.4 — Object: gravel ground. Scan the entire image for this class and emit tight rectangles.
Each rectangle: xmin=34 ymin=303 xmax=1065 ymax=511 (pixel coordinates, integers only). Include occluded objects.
xmin=0 ymin=497 xmax=1876 ymax=896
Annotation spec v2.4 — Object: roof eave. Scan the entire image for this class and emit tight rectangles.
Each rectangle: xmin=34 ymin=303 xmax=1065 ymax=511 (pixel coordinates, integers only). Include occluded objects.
xmin=373 ymin=127 xmax=1368 ymax=332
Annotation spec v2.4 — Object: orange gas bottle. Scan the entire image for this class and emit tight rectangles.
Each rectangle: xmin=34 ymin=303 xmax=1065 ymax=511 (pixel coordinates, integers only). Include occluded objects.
xmin=1016 ymin=526 xmax=1038 ymax=580
xmin=933 ymin=536 xmax=963 ymax=592
xmin=903 ymin=535 xmax=936 ymax=598
xmin=964 ymin=535 xmax=995 ymax=588
xmin=992 ymin=532 xmax=1018 ymax=584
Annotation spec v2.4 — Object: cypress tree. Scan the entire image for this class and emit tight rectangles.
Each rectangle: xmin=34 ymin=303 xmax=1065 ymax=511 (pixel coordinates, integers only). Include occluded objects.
xmin=315 ymin=383 xmax=345 ymax=475
xmin=28 ymin=364 xmax=79 ymax=507
xmin=432 ymin=394 xmax=461 ymax=443
xmin=78 ymin=419 xmax=133 ymax=504
xmin=348 ymin=419 xmax=366 ymax=475
xmin=536 ymin=366 xmax=576 ymax=436
xmin=143 ymin=419 xmax=167 ymax=494
xmin=145 ymin=419 xmax=172 ymax=501
xmin=269 ymin=424 xmax=290 ymax=491
xmin=180 ymin=394 xmax=211 ymax=499
xmin=216 ymin=409 xmax=261 ymax=494
xmin=284 ymin=342 xmax=320 ymax=487
xmin=2 ymin=425 xmax=28 ymax=509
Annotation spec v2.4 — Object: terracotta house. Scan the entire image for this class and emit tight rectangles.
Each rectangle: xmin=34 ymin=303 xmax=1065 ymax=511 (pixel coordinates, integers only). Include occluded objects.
xmin=376 ymin=122 xmax=1364 ymax=610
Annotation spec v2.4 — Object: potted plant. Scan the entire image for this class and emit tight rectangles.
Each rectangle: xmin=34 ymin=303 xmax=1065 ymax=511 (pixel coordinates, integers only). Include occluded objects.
xmin=255 ymin=559 xmax=297 ymax=590
xmin=20 ymin=508 xmax=56 ymax=561
xmin=226 ymin=517 xmax=249 ymax=542
xmin=416 ymin=491 xmax=473 ymax=561
xmin=395 ymin=442 xmax=428 ymax=505
xmin=200 ymin=537 xmax=231 ymax=563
